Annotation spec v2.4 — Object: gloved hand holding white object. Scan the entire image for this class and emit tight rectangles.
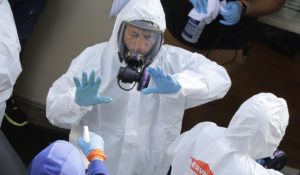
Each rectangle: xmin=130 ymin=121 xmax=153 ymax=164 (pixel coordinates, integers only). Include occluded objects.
xmin=73 ymin=70 xmax=112 ymax=106
xmin=188 ymin=0 xmax=224 ymax=24
xmin=219 ymin=1 xmax=243 ymax=25
xmin=78 ymin=131 xmax=105 ymax=159
xmin=189 ymin=0 xmax=208 ymax=14
xmin=141 ymin=66 xmax=181 ymax=94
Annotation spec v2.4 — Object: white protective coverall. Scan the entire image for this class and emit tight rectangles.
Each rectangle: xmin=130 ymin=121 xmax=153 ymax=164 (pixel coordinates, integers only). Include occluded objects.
xmin=46 ymin=0 xmax=231 ymax=174
xmin=0 ymin=0 xmax=22 ymax=126
xmin=167 ymin=93 xmax=289 ymax=175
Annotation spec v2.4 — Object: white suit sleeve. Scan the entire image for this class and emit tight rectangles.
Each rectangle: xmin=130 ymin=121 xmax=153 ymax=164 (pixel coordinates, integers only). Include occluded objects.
xmin=0 ymin=0 xmax=22 ymax=100
xmin=46 ymin=43 xmax=107 ymax=129
xmin=164 ymin=46 xmax=231 ymax=108
xmin=46 ymin=54 xmax=92 ymax=129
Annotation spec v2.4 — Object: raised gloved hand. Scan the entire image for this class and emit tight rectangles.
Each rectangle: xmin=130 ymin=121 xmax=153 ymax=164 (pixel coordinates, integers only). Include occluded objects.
xmin=73 ymin=70 xmax=112 ymax=106
xmin=141 ymin=66 xmax=181 ymax=94
xmin=219 ymin=1 xmax=243 ymax=25
xmin=189 ymin=0 xmax=208 ymax=14
xmin=78 ymin=131 xmax=106 ymax=161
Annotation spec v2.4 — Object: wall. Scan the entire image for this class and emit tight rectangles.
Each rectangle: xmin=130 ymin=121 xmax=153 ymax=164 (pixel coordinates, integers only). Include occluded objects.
xmin=259 ymin=0 xmax=300 ymax=35
xmin=14 ymin=0 xmax=115 ymax=128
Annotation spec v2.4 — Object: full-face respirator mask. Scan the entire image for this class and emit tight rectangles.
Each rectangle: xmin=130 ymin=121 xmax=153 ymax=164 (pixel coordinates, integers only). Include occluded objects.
xmin=117 ymin=20 xmax=163 ymax=91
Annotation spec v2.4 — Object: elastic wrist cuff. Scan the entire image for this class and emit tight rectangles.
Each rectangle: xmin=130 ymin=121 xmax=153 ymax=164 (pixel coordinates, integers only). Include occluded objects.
xmin=87 ymin=149 xmax=106 ymax=161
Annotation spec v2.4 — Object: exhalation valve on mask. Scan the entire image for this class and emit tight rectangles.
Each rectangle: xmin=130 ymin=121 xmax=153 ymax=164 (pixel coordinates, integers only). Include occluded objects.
xmin=117 ymin=51 xmax=151 ymax=91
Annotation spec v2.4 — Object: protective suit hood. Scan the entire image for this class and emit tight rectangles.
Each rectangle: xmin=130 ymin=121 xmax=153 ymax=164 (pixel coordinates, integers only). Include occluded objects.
xmin=109 ymin=0 xmax=166 ymax=51
xmin=28 ymin=140 xmax=85 ymax=175
xmin=226 ymin=93 xmax=289 ymax=159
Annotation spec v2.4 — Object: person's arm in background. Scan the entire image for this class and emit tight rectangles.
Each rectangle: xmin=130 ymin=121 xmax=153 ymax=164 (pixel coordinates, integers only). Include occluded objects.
xmin=0 ymin=0 xmax=22 ymax=125
xmin=241 ymin=0 xmax=287 ymax=17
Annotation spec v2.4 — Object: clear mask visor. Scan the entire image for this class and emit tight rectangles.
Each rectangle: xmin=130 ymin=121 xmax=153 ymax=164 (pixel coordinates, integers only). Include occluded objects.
xmin=118 ymin=21 xmax=163 ymax=67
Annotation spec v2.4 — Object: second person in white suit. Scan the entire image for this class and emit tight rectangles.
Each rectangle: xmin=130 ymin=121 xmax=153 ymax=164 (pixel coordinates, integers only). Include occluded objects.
xmin=167 ymin=93 xmax=289 ymax=175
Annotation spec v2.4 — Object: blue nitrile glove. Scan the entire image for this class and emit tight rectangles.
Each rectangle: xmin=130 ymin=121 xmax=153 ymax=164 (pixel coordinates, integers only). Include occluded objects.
xmin=78 ymin=131 xmax=104 ymax=157
xmin=141 ymin=66 xmax=181 ymax=94
xmin=73 ymin=70 xmax=112 ymax=106
xmin=219 ymin=1 xmax=243 ymax=25
xmin=189 ymin=0 xmax=208 ymax=14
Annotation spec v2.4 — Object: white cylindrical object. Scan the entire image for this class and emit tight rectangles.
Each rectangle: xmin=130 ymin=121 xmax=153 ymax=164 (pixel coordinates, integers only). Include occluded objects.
xmin=83 ymin=126 xmax=90 ymax=143
xmin=181 ymin=17 xmax=206 ymax=43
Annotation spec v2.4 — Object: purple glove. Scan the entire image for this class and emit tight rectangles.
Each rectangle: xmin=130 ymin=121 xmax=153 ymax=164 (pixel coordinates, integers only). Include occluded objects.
xmin=219 ymin=1 xmax=243 ymax=26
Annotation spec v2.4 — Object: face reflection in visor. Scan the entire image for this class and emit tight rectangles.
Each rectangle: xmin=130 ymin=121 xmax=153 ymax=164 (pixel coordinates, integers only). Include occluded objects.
xmin=124 ymin=25 xmax=157 ymax=56
xmin=118 ymin=20 xmax=163 ymax=67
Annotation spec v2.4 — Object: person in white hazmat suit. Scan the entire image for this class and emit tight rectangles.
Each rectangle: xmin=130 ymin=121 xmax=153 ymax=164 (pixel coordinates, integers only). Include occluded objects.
xmin=46 ymin=0 xmax=231 ymax=174
xmin=166 ymin=92 xmax=289 ymax=175
xmin=0 ymin=0 xmax=22 ymax=126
